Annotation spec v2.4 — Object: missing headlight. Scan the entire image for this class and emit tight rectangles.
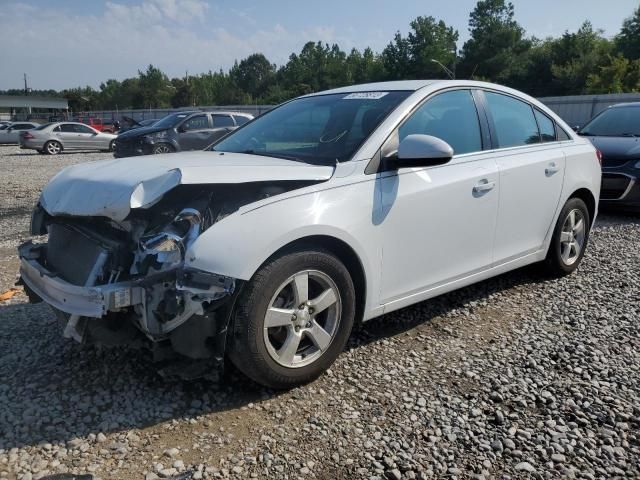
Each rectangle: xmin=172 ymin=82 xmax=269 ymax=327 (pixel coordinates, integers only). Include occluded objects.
xmin=134 ymin=208 xmax=203 ymax=274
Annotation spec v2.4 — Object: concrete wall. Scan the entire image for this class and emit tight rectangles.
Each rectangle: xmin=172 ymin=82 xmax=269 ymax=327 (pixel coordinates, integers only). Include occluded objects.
xmin=539 ymin=93 xmax=640 ymax=127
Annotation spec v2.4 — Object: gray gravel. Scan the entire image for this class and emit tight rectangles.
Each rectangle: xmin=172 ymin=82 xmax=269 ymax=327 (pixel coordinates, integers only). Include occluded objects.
xmin=0 ymin=144 xmax=639 ymax=479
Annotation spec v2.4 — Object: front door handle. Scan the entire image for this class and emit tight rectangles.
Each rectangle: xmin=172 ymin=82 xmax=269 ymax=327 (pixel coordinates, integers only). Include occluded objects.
xmin=545 ymin=162 xmax=560 ymax=176
xmin=473 ymin=179 xmax=496 ymax=194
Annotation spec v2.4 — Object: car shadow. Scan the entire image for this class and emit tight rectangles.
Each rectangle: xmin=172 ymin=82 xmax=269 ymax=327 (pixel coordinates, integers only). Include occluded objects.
xmin=0 ymin=213 xmax=635 ymax=451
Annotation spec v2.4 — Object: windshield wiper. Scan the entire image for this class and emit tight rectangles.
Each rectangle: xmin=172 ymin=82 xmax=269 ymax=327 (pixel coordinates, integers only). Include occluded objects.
xmin=239 ymin=150 xmax=302 ymax=161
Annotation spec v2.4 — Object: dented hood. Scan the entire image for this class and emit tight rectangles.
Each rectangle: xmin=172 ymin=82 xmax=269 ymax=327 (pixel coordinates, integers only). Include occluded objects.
xmin=41 ymin=151 xmax=334 ymax=221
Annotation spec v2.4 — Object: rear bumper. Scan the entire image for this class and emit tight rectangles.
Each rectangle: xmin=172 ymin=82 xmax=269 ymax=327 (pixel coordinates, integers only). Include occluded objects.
xmin=18 ymin=241 xmax=144 ymax=318
xmin=20 ymin=139 xmax=45 ymax=150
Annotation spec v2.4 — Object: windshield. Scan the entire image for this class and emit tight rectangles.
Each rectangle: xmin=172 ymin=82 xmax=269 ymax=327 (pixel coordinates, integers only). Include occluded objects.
xmin=580 ymin=106 xmax=640 ymax=136
xmin=213 ymin=91 xmax=412 ymax=165
xmin=153 ymin=113 xmax=192 ymax=129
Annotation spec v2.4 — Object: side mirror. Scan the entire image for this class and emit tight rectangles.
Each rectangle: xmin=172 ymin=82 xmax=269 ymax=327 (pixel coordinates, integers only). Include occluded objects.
xmin=388 ymin=134 xmax=453 ymax=169
xmin=572 ymin=125 xmax=581 ymax=132
xmin=177 ymin=126 xmax=186 ymax=133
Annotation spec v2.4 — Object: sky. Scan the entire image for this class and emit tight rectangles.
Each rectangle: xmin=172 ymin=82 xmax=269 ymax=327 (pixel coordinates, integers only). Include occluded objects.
xmin=0 ymin=0 xmax=638 ymax=91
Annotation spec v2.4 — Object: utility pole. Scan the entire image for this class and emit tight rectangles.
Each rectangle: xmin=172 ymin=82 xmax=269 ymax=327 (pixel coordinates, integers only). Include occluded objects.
xmin=23 ymin=73 xmax=29 ymax=95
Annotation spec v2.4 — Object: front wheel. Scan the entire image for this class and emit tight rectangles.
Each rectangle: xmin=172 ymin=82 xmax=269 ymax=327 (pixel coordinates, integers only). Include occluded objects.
xmin=228 ymin=250 xmax=356 ymax=389
xmin=152 ymin=143 xmax=174 ymax=155
xmin=545 ymin=197 xmax=590 ymax=276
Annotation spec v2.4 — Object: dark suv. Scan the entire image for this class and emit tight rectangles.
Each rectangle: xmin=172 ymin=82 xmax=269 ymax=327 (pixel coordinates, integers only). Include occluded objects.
xmin=113 ymin=111 xmax=253 ymax=157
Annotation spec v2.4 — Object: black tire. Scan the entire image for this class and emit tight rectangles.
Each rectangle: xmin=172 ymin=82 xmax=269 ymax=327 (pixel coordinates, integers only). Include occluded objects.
xmin=152 ymin=143 xmax=174 ymax=155
xmin=101 ymin=140 xmax=116 ymax=153
xmin=44 ymin=140 xmax=62 ymax=155
xmin=545 ymin=197 xmax=590 ymax=276
xmin=228 ymin=249 xmax=356 ymax=389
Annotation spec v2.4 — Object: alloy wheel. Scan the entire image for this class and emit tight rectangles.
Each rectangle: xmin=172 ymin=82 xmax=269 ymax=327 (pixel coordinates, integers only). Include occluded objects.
xmin=154 ymin=144 xmax=172 ymax=154
xmin=46 ymin=142 xmax=61 ymax=155
xmin=559 ymin=208 xmax=586 ymax=265
xmin=263 ymin=270 xmax=341 ymax=368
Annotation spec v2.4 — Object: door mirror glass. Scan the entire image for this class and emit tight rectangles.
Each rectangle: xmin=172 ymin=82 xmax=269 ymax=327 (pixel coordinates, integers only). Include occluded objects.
xmin=393 ymin=134 xmax=453 ymax=168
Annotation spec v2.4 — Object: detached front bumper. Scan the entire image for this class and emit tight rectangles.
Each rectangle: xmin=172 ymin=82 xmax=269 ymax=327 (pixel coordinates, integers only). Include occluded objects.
xmin=19 ymin=242 xmax=144 ymax=317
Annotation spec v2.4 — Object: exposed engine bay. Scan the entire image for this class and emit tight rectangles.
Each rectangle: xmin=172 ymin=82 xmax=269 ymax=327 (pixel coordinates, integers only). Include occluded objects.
xmin=19 ymin=181 xmax=315 ymax=377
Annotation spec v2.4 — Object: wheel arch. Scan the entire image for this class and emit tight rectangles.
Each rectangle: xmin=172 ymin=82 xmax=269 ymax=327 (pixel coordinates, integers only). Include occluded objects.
xmin=569 ymin=187 xmax=596 ymax=226
xmin=256 ymin=235 xmax=367 ymax=324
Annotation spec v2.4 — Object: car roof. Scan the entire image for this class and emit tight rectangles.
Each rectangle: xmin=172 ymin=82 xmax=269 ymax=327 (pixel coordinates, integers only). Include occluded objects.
xmin=310 ymin=80 xmax=442 ymax=95
xmin=609 ymin=102 xmax=640 ymax=108
xmin=206 ymin=111 xmax=254 ymax=117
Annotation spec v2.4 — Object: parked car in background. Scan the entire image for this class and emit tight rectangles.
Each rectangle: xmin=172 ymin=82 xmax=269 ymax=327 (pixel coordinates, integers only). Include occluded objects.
xmin=0 ymin=122 xmax=39 ymax=144
xmin=578 ymin=102 xmax=640 ymax=210
xmin=19 ymin=80 xmax=600 ymax=389
xmin=74 ymin=117 xmax=118 ymax=133
xmin=113 ymin=110 xmax=253 ymax=157
xmin=20 ymin=122 xmax=117 ymax=155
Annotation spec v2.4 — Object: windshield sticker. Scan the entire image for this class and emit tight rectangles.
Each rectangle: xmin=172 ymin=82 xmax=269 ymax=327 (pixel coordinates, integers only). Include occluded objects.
xmin=343 ymin=92 xmax=389 ymax=100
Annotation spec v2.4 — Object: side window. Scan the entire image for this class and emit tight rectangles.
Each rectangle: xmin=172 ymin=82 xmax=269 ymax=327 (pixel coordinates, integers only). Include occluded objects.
xmin=59 ymin=124 xmax=77 ymax=133
xmin=233 ymin=115 xmax=250 ymax=126
xmin=74 ymin=124 xmax=94 ymax=134
xmin=182 ymin=115 xmax=209 ymax=131
xmin=399 ymin=90 xmax=483 ymax=156
xmin=485 ymin=92 xmax=540 ymax=148
xmin=213 ymin=114 xmax=235 ymax=127
xmin=556 ymin=125 xmax=571 ymax=141
xmin=13 ymin=123 xmax=32 ymax=130
xmin=534 ymin=110 xmax=556 ymax=142
xmin=53 ymin=125 xmax=61 ymax=132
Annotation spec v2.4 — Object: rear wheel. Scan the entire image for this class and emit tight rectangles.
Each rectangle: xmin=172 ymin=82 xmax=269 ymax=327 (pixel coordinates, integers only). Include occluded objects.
xmin=545 ymin=197 xmax=590 ymax=276
xmin=152 ymin=143 xmax=174 ymax=154
xmin=44 ymin=140 xmax=62 ymax=155
xmin=228 ymin=249 xmax=356 ymax=389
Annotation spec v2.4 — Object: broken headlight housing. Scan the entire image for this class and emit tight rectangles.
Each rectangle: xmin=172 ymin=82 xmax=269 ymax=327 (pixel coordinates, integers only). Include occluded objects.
xmin=135 ymin=208 xmax=202 ymax=273
xmin=142 ymin=130 xmax=169 ymax=143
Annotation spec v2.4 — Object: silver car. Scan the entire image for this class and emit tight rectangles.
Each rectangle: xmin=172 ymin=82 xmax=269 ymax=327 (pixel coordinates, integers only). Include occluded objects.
xmin=20 ymin=122 xmax=117 ymax=155
xmin=0 ymin=122 xmax=39 ymax=144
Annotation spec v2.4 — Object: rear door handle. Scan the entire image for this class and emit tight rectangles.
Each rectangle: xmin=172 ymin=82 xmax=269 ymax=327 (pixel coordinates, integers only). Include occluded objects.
xmin=473 ymin=179 xmax=495 ymax=194
xmin=545 ymin=162 xmax=560 ymax=175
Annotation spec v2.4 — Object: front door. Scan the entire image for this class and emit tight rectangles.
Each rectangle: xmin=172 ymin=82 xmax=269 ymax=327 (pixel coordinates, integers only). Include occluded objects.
xmin=177 ymin=114 xmax=213 ymax=151
xmin=378 ymin=89 xmax=499 ymax=304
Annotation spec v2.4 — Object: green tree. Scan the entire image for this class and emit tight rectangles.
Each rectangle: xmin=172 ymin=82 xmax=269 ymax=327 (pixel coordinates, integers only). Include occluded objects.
xmin=136 ymin=64 xmax=172 ymax=109
xmin=617 ymin=5 xmax=640 ymax=60
xmin=586 ymin=54 xmax=640 ymax=93
xmin=230 ymin=53 xmax=276 ymax=100
xmin=549 ymin=21 xmax=613 ymax=95
xmin=459 ymin=0 xmax=531 ymax=82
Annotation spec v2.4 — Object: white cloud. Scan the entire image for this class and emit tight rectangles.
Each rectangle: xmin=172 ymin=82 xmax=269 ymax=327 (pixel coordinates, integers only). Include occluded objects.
xmin=0 ymin=1 xmax=356 ymax=90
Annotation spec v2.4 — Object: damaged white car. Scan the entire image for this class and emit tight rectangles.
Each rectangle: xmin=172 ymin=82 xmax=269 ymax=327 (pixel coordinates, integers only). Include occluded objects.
xmin=19 ymin=80 xmax=601 ymax=388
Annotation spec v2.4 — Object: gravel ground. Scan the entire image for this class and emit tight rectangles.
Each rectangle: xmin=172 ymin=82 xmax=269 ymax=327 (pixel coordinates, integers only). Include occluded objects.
xmin=0 ymin=145 xmax=638 ymax=480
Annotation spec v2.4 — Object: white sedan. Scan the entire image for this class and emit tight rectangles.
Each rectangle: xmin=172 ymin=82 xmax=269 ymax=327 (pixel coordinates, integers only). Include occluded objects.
xmin=0 ymin=121 xmax=39 ymax=144
xmin=19 ymin=80 xmax=600 ymax=388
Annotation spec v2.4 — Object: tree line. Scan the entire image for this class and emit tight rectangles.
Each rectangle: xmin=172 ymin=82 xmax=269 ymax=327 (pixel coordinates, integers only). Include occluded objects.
xmin=3 ymin=0 xmax=640 ymax=112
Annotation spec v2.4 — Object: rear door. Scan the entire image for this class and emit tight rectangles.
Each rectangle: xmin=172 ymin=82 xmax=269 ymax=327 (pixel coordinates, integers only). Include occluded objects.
xmin=57 ymin=123 xmax=80 ymax=148
xmin=177 ymin=114 xmax=212 ymax=151
xmin=480 ymin=91 xmax=566 ymax=263
xmin=211 ymin=114 xmax=236 ymax=141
